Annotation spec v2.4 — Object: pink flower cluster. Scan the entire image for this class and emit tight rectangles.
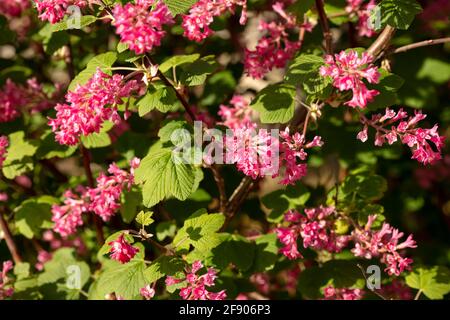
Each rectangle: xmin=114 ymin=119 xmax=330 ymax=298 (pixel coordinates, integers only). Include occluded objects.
xmin=0 ymin=0 xmax=30 ymax=17
xmin=0 ymin=78 xmax=56 ymax=123
xmin=112 ymin=0 xmax=174 ymax=55
xmin=218 ymin=95 xmax=255 ymax=130
xmin=320 ymin=50 xmax=380 ymax=108
xmin=182 ymin=0 xmax=247 ymax=42
xmin=277 ymin=128 xmax=323 ymax=185
xmin=357 ymin=108 xmax=446 ymax=164
xmin=48 ymin=69 xmax=138 ymax=146
xmin=323 ymin=285 xmax=364 ymax=300
xmin=276 ymin=207 xmax=349 ymax=259
xmin=33 ymin=0 xmax=87 ymax=24
xmin=166 ymin=261 xmax=227 ymax=300
xmin=345 ymin=0 xmax=377 ymax=37
xmin=0 ymin=136 xmax=8 ymax=168
xmin=0 ymin=261 xmax=14 ymax=300
xmin=351 ymin=215 xmax=417 ymax=276
xmin=244 ymin=2 xmax=307 ymax=79
xmin=108 ymin=233 xmax=139 ymax=264
xmin=51 ymin=159 xmax=139 ymax=237
xmin=140 ymin=284 xmax=156 ymax=300
xmin=86 ymin=158 xmax=140 ymax=221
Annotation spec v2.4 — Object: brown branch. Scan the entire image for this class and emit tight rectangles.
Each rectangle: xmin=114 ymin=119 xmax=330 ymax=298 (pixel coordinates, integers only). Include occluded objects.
xmin=315 ymin=0 xmax=333 ymax=54
xmin=356 ymin=264 xmax=388 ymax=300
xmin=367 ymin=26 xmax=396 ymax=59
xmin=391 ymin=37 xmax=450 ymax=54
xmin=80 ymin=144 xmax=104 ymax=244
xmin=0 ymin=208 xmax=23 ymax=263
xmin=209 ymin=164 xmax=227 ymax=212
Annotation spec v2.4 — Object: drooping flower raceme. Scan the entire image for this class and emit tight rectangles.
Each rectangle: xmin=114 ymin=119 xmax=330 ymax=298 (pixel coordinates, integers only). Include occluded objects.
xmin=112 ymin=0 xmax=174 ymax=55
xmin=0 ymin=261 xmax=14 ymax=300
xmin=276 ymin=207 xmax=350 ymax=260
xmin=0 ymin=136 xmax=8 ymax=169
xmin=357 ymin=108 xmax=445 ymax=164
xmin=351 ymin=215 xmax=417 ymax=276
xmin=51 ymin=187 xmax=88 ymax=238
xmin=182 ymin=0 xmax=247 ymax=42
xmin=51 ymin=159 xmax=139 ymax=237
xmin=244 ymin=2 xmax=307 ymax=79
xmin=323 ymin=285 xmax=364 ymax=300
xmin=48 ymin=69 xmax=138 ymax=146
xmin=345 ymin=0 xmax=377 ymax=38
xmin=140 ymin=284 xmax=156 ymax=300
xmin=165 ymin=261 xmax=227 ymax=300
xmin=33 ymin=0 xmax=87 ymax=24
xmin=320 ymin=50 xmax=380 ymax=108
xmin=0 ymin=0 xmax=30 ymax=17
xmin=86 ymin=158 xmax=140 ymax=221
xmin=108 ymin=234 xmax=139 ymax=264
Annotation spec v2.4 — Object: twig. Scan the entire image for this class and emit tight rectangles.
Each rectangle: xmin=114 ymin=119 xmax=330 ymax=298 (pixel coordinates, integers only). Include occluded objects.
xmin=0 ymin=208 xmax=23 ymax=263
xmin=315 ymin=0 xmax=333 ymax=54
xmin=79 ymin=144 xmax=104 ymax=244
xmin=367 ymin=26 xmax=396 ymax=59
xmin=357 ymin=264 xmax=388 ymax=300
xmin=391 ymin=37 xmax=450 ymax=54
xmin=414 ymin=289 xmax=422 ymax=300
xmin=209 ymin=164 xmax=227 ymax=212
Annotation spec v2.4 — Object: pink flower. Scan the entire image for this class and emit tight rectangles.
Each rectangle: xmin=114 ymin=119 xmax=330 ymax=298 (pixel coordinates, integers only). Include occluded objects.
xmin=345 ymin=0 xmax=377 ymax=37
xmin=108 ymin=234 xmax=139 ymax=264
xmin=182 ymin=0 xmax=247 ymax=42
xmin=323 ymin=285 xmax=364 ymax=300
xmin=35 ymin=250 xmax=52 ymax=271
xmin=276 ymin=207 xmax=350 ymax=260
xmin=0 ymin=0 xmax=30 ymax=17
xmin=166 ymin=261 xmax=227 ymax=300
xmin=351 ymin=215 xmax=417 ymax=276
xmin=0 ymin=260 xmax=14 ymax=300
xmin=48 ymin=69 xmax=138 ymax=146
xmin=112 ymin=0 xmax=174 ymax=55
xmin=358 ymin=108 xmax=446 ymax=165
xmin=218 ymin=95 xmax=255 ymax=130
xmin=244 ymin=2 xmax=305 ymax=79
xmin=51 ymin=188 xmax=88 ymax=238
xmin=140 ymin=284 xmax=156 ymax=300
xmin=33 ymin=0 xmax=87 ymax=24
xmin=0 ymin=136 xmax=8 ymax=168
xmin=86 ymin=158 xmax=140 ymax=221
xmin=320 ymin=50 xmax=380 ymax=108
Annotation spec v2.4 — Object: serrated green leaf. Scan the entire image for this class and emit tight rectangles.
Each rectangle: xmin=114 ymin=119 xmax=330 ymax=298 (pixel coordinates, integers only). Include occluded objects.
xmin=51 ymin=15 xmax=97 ymax=32
xmin=2 ymin=131 xmax=38 ymax=179
xmin=378 ymin=0 xmax=422 ymax=30
xmin=80 ymin=121 xmax=114 ymax=149
xmin=144 ymin=255 xmax=185 ymax=283
xmin=405 ymin=266 xmax=450 ymax=300
xmin=251 ymin=83 xmax=296 ymax=123
xmin=180 ymin=55 xmax=218 ymax=86
xmin=163 ymin=0 xmax=198 ymax=16
xmin=136 ymin=211 xmax=154 ymax=226
xmin=14 ymin=196 xmax=57 ymax=239
xmin=211 ymin=234 xmax=255 ymax=272
xmin=137 ymin=83 xmax=181 ymax=116
xmin=159 ymin=54 xmax=200 ymax=73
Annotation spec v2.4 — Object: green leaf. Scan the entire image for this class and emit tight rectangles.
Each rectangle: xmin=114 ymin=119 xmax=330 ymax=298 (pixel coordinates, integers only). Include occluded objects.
xmin=14 ymin=263 xmax=31 ymax=280
xmin=158 ymin=120 xmax=191 ymax=143
xmin=261 ymin=182 xmax=311 ymax=222
xmin=156 ymin=221 xmax=177 ymax=241
xmin=144 ymin=255 xmax=186 ymax=283
xmin=14 ymin=196 xmax=57 ymax=239
xmin=378 ymin=0 xmax=422 ymax=30
xmin=69 ymin=52 xmax=117 ymax=91
xmin=51 ymin=15 xmax=97 ymax=32
xmin=36 ymin=131 xmax=77 ymax=159
xmin=94 ymin=259 xmax=147 ymax=300
xmin=38 ymin=248 xmax=90 ymax=299
xmin=180 ymin=55 xmax=219 ymax=86
xmin=251 ymin=84 xmax=296 ymax=124
xmin=367 ymin=70 xmax=404 ymax=111
xmin=2 ymin=131 xmax=38 ymax=179
xmin=120 ymin=189 xmax=142 ymax=223
xmin=249 ymin=234 xmax=279 ymax=273
xmin=80 ymin=121 xmax=114 ymax=149
xmin=135 ymin=148 xmax=201 ymax=208
xmin=159 ymin=54 xmax=200 ymax=73
xmin=172 ymin=210 xmax=225 ymax=252
xmin=405 ymin=266 xmax=450 ymax=300
xmin=135 ymin=211 xmax=154 ymax=226
xmin=211 ymin=234 xmax=255 ymax=272
xmin=137 ymin=83 xmax=182 ymax=116
xmin=163 ymin=0 xmax=198 ymax=16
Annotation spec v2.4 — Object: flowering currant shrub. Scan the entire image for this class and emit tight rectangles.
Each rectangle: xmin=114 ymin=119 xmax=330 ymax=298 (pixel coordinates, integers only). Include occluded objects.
xmin=0 ymin=0 xmax=449 ymax=301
